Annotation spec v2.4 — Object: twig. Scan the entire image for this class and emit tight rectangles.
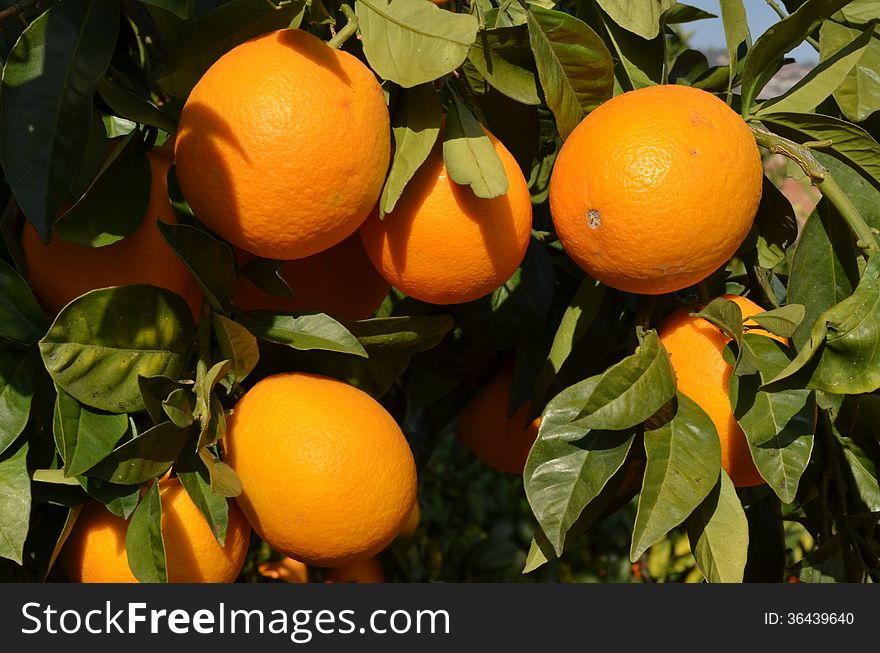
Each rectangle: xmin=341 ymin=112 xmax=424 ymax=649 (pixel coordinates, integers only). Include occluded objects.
xmin=327 ymin=4 xmax=358 ymax=49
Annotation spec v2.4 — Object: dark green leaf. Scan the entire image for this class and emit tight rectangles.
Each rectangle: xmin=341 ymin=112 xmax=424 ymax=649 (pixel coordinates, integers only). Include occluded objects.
xmin=820 ymin=20 xmax=880 ymax=123
xmin=527 ymin=5 xmax=614 ymax=139
xmin=0 ymin=0 xmax=120 ymax=238
xmin=838 ymin=435 xmax=880 ymax=511
xmin=0 ymin=350 xmax=36 ymax=455
xmin=468 ymin=24 xmax=541 ymax=105
xmin=665 ymin=4 xmax=718 ymax=23
xmin=741 ymin=0 xmax=850 ymax=116
xmin=719 ymin=0 xmax=750 ymax=97
xmin=755 ymin=24 xmax=873 ymax=115
xmin=54 ymin=386 xmax=129 ymax=478
xmin=138 ymin=375 xmax=186 ymax=426
xmin=68 ymin=109 xmax=107 ymax=203
xmin=39 ymin=285 xmax=195 ymax=413
xmin=734 ymin=335 xmax=815 ymax=503
xmin=140 ymin=0 xmax=192 ymax=19
xmin=53 ymin=130 xmax=151 ymax=247
xmin=97 ymin=73 xmax=179 ymax=134
xmin=691 ymin=297 xmax=744 ymax=348
xmin=199 ymin=449 xmax=241 ymax=498
xmin=125 ymin=481 xmax=167 ymax=583
xmin=177 ymin=449 xmax=229 ymax=546
xmin=686 ymin=470 xmax=749 ymax=583
xmin=236 ymin=256 xmax=293 ymax=298
xmin=0 ymin=258 xmax=49 ymax=345
xmin=355 ymin=0 xmax=479 ymax=88
xmin=631 ymin=394 xmax=721 ymax=560
xmin=157 ymin=0 xmax=306 ymax=99
xmin=213 ymin=314 xmax=259 ymax=392
xmin=243 ymin=311 xmax=368 ymax=357
xmin=749 ymin=304 xmax=806 ymax=338
xmin=787 ymin=202 xmax=860 ymax=350
xmin=794 ymin=534 xmax=846 ymax=582
xmin=750 ymin=174 xmax=799 ymax=269
xmin=0 ymin=439 xmax=30 ymax=564
xmin=442 ymin=91 xmax=509 ymax=199
xmin=158 ymin=222 xmax=235 ymax=313
xmin=78 ymin=477 xmax=140 ymax=519
xmin=162 ymin=388 xmax=194 ymax=428
xmin=87 ymin=422 xmax=190 ymax=485
xmin=592 ymin=0 xmax=676 ymax=39
xmin=381 ymin=83 xmax=442 ymax=216
xmin=743 ymin=493 xmax=786 ymax=582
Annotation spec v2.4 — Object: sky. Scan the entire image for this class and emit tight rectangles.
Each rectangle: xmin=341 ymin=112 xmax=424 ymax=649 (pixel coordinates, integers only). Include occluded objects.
xmin=681 ymin=0 xmax=818 ymax=63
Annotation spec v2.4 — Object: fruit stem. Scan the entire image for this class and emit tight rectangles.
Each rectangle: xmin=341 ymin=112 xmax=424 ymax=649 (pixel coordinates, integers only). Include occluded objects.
xmin=750 ymin=124 xmax=880 ymax=257
xmin=327 ymin=4 xmax=358 ymax=49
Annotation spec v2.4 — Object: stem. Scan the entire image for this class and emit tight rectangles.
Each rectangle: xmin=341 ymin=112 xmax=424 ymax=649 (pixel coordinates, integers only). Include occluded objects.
xmin=751 ymin=124 xmax=880 ymax=257
xmin=327 ymin=4 xmax=358 ymax=49
xmin=764 ymin=0 xmax=819 ymax=52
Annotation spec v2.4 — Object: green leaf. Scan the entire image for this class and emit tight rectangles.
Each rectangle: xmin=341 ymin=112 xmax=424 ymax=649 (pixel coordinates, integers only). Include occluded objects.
xmin=97 ymin=72 xmax=179 ymax=134
xmin=527 ymin=5 xmax=614 ymax=140
xmin=162 ymin=388 xmax=194 ymax=428
xmin=0 ymin=258 xmax=50 ymax=345
xmin=523 ymin=374 xmax=636 ymax=555
xmin=199 ymin=449 xmax=242 ymax=498
xmin=177 ymin=449 xmax=229 ymax=546
xmin=53 ymin=130 xmax=151 ymax=248
xmin=213 ymin=314 xmax=259 ymax=392
xmin=531 ymin=277 xmax=606 ymax=410
xmin=138 ymin=375 xmax=186 ymax=426
xmin=243 ymin=311 xmax=368 ymax=357
xmin=194 ymin=360 xmax=230 ymax=449
xmin=236 ymin=256 xmax=293 ymax=298
xmin=719 ymin=0 xmax=750 ymax=97
xmin=749 ymin=305 xmax=806 ymax=338
xmin=755 ymin=24 xmax=873 ymax=116
xmin=686 ymin=470 xmax=749 ymax=583
xmin=467 ymin=23 xmax=541 ymax=105
xmin=759 ymin=113 xmax=880 ymax=187
xmin=816 ymin=152 xmax=880 ymax=232
xmin=691 ymin=297 xmax=744 ymax=348
xmin=794 ymin=534 xmax=846 ymax=582
xmin=665 ymin=4 xmax=718 ymax=23
xmin=741 ymin=0 xmax=851 ymax=116
xmin=125 ymin=481 xmax=167 ymax=583
xmin=140 ymin=0 xmax=192 ymax=19
xmin=766 ymin=253 xmax=880 ymax=394
xmin=592 ymin=0 xmax=676 ymax=39
xmin=158 ymin=222 xmax=235 ymax=314
xmin=631 ymin=394 xmax=722 ymax=560
xmin=78 ymin=477 xmax=140 ymax=519
xmin=381 ymin=83 xmax=442 ymax=216
xmin=576 ymin=329 xmax=677 ymax=429
xmin=0 ymin=350 xmax=36 ymax=456
xmin=442 ymin=91 xmax=509 ymax=199
xmin=157 ymin=0 xmax=306 ymax=99
xmin=0 ymin=439 xmax=30 ymax=565
xmin=355 ymin=0 xmax=479 ymax=88
xmin=734 ymin=335 xmax=815 ymax=503
xmin=837 ymin=435 xmax=880 ymax=512
xmin=749 ymin=174 xmax=799 ymax=269
xmin=87 ymin=422 xmax=191 ymax=485
xmin=39 ymin=285 xmax=195 ymax=413
xmin=820 ymin=20 xmax=880 ymax=123
xmin=54 ymin=386 xmax=129 ymax=478
xmin=0 ymin=0 xmax=120 ymax=239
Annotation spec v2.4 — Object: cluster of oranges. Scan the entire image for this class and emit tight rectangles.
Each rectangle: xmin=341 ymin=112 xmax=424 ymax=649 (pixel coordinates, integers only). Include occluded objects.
xmin=20 ymin=25 xmax=770 ymax=582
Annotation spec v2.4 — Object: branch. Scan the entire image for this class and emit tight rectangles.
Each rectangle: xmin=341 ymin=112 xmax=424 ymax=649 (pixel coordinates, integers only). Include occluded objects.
xmin=327 ymin=4 xmax=358 ymax=49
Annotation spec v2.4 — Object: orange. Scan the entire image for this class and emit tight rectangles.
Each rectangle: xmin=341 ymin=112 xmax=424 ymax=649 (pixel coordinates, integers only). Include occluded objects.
xmin=658 ymin=294 xmax=783 ymax=487
xmin=359 ymin=126 xmax=532 ymax=305
xmin=223 ymin=372 xmax=417 ymax=567
xmin=233 ymin=229 xmax=390 ymax=320
xmin=456 ymin=365 xmax=541 ymax=474
xmin=258 ymin=557 xmax=309 ymax=583
xmin=62 ymin=478 xmax=251 ymax=583
xmin=549 ymin=85 xmax=762 ymax=295
xmin=324 ymin=557 xmax=385 ymax=583
xmin=397 ymin=500 xmax=420 ymax=539
xmin=20 ymin=147 xmax=202 ymax=317
xmin=174 ymin=29 xmax=390 ymax=260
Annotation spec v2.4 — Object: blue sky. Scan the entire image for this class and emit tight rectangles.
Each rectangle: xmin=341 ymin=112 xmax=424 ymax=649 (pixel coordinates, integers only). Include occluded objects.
xmin=681 ymin=0 xmax=818 ymax=63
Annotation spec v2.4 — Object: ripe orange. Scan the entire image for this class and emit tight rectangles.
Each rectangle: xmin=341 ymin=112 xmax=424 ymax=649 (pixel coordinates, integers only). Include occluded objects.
xmin=658 ymin=294 xmax=782 ymax=487
xmin=397 ymin=500 xmax=420 ymax=539
xmin=258 ymin=556 xmax=309 ymax=583
xmin=233 ymin=230 xmax=390 ymax=320
xmin=549 ymin=84 xmax=763 ymax=295
xmin=324 ymin=556 xmax=385 ymax=583
xmin=175 ymin=28 xmax=390 ymax=260
xmin=223 ymin=372 xmax=417 ymax=567
xmin=456 ymin=365 xmax=541 ymax=474
xmin=359 ymin=126 xmax=532 ymax=305
xmin=20 ymin=147 xmax=202 ymax=317
xmin=62 ymin=478 xmax=251 ymax=583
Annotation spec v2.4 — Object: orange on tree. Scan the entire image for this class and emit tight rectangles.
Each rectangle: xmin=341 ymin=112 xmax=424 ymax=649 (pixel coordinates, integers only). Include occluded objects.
xmin=397 ymin=500 xmax=420 ymax=539
xmin=233 ymin=230 xmax=391 ymax=320
xmin=456 ymin=365 xmax=541 ymax=474
xmin=258 ymin=556 xmax=309 ymax=583
xmin=549 ymin=84 xmax=763 ymax=295
xmin=20 ymin=146 xmax=202 ymax=317
xmin=359 ymin=126 xmax=532 ymax=305
xmin=174 ymin=28 xmax=390 ymax=261
xmin=324 ymin=556 xmax=385 ymax=584
xmin=222 ymin=372 xmax=417 ymax=567
xmin=658 ymin=294 xmax=783 ymax=487
xmin=62 ymin=477 xmax=251 ymax=583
